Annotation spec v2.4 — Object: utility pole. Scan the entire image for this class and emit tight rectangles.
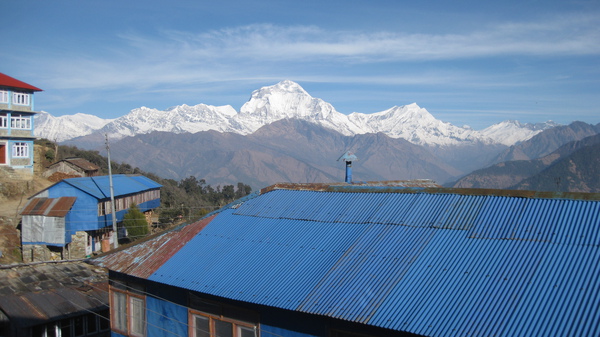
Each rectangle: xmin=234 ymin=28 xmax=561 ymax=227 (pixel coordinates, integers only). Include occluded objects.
xmin=106 ymin=134 xmax=118 ymax=249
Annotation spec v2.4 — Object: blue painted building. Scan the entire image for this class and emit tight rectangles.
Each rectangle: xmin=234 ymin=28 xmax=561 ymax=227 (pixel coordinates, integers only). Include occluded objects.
xmin=21 ymin=174 xmax=161 ymax=261
xmin=0 ymin=73 xmax=42 ymax=178
xmin=93 ymin=183 xmax=600 ymax=337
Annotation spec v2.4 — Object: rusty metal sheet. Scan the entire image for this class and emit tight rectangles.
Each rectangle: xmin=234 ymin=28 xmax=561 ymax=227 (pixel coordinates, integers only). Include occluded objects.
xmin=20 ymin=197 xmax=50 ymax=215
xmin=91 ymin=214 xmax=215 ymax=279
xmin=20 ymin=197 xmax=76 ymax=217
xmin=46 ymin=197 xmax=76 ymax=217
xmin=0 ymin=261 xmax=108 ymax=328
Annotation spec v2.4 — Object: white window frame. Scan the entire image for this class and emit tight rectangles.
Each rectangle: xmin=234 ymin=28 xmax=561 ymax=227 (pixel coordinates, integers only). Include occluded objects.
xmin=12 ymin=91 xmax=30 ymax=105
xmin=0 ymin=114 xmax=7 ymax=128
xmin=10 ymin=114 xmax=31 ymax=129
xmin=0 ymin=90 xmax=7 ymax=103
xmin=12 ymin=142 xmax=29 ymax=158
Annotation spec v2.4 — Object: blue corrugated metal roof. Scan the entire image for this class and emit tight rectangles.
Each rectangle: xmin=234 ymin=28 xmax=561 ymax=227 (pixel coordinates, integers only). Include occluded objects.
xmin=103 ymin=187 xmax=600 ymax=336
xmin=56 ymin=174 xmax=161 ymax=200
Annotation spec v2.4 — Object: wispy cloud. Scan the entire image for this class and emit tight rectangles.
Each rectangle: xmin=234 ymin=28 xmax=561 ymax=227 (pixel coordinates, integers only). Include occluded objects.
xmin=156 ymin=14 xmax=600 ymax=61
xmin=34 ymin=12 xmax=600 ymax=92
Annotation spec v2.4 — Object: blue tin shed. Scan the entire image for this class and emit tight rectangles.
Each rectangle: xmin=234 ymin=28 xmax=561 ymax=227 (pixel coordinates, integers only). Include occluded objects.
xmin=21 ymin=174 xmax=161 ymax=260
xmin=93 ymin=183 xmax=600 ymax=337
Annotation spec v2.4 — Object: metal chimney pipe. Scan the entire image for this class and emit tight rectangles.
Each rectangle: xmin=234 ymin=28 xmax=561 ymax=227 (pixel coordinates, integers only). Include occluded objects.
xmin=345 ymin=160 xmax=353 ymax=183
xmin=337 ymin=151 xmax=358 ymax=184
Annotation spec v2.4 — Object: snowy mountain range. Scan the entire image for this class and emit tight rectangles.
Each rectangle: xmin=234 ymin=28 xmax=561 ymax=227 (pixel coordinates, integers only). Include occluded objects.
xmin=35 ymin=80 xmax=558 ymax=146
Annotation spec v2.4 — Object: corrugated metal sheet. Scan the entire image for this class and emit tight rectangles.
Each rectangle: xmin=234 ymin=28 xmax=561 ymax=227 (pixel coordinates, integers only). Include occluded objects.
xmin=46 ymin=197 xmax=77 ymax=217
xmin=0 ymin=261 xmax=108 ymax=328
xmin=29 ymin=174 xmax=162 ymax=200
xmin=96 ymin=187 xmax=600 ymax=337
xmin=62 ymin=174 xmax=162 ymax=199
xmin=21 ymin=197 xmax=52 ymax=215
xmin=21 ymin=196 xmax=76 ymax=217
xmin=94 ymin=215 xmax=214 ymax=279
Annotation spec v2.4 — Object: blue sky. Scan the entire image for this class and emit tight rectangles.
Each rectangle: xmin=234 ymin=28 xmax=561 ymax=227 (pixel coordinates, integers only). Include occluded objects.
xmin=2 ymin=0 xmax=599 ymax=129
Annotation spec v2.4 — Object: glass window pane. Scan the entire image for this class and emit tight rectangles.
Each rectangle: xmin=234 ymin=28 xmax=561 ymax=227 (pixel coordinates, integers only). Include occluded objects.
xmin=194 ymin=315 xmax=210 ymax=337
xmin=130 ymin=297 xmax=146 ymax=336
xmin=239 ymin=326 xmax=255 ymax=337
xmin=214 ymin=320 xmax=233 ymax=337
xmin=112 ymin=292 xmax=127 ymax=332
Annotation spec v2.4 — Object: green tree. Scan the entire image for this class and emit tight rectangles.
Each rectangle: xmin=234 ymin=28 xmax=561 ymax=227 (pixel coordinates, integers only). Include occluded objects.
xmin=122 ymin=204 xmax=149 ymax=240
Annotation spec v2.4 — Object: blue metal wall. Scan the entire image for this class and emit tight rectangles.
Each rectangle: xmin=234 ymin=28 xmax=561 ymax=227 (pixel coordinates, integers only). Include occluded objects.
xmin=47 ymin=181 xmax=102 ymax=236
xmin=146 ymin=296 xmax=188 ymax=337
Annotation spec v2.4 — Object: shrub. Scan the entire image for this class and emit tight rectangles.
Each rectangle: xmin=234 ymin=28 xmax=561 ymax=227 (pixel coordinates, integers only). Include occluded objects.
xmin=122 ymin=204 xmax=149 ymax=240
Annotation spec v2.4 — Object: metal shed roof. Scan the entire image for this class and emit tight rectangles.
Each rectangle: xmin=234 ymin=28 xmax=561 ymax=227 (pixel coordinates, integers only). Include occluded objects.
xmin=0 ymin=262 xmax=107 ymax=328
xmin=94 ymin=186 xmax=600 ymax=337
xmin=35 ymin=174 xmax=162 ymax=200
xmin=21 ymin=197 xmax=76 ymax=217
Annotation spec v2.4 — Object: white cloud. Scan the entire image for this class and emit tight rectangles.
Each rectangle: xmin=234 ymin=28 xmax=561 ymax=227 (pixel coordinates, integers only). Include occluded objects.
xmin=144 ymin=14 xmax=600 ymax=62
xmin=41 ymin=12 xmax=600 ymax=91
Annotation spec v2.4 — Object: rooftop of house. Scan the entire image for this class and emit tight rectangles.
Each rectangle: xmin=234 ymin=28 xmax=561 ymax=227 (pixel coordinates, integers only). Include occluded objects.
xmin=50 ymin=157 xmax=100 ymax=171
xmin=30 ymin=174 xmax=162 ymax=200
xmin=0 ymin=73 xmax=42 ymax=92
xmin=92 ymin=182 xmax=600 ymax=337
xmin=0 ymin=261 xmax=107 ymax=328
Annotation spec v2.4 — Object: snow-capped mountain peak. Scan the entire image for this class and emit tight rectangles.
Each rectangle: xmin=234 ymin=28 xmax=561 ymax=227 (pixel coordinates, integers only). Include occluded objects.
xmin=34 ymin=111 xmax=114 ymax=142
xmin=35 ymin=80 xmax=559 ymax=147
xmin=241 ymin=80 xmax=329 ymax=118
xmin=480 ymin=120 xmax=559 ymax=146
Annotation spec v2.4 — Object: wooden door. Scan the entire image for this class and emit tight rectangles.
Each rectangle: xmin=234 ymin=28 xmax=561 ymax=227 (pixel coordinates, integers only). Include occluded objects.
xmin=0 ymin=144 xmax=5 ymax=164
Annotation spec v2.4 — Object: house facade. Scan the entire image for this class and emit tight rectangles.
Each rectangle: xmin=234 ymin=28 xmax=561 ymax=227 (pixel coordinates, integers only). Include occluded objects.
xmin=93 ymin=183 xmax=600 ymax=337
xmin=21 ymin=174 xmax=161 ymax=262
xmin=0 ymin=73 xmax=42 ymax=178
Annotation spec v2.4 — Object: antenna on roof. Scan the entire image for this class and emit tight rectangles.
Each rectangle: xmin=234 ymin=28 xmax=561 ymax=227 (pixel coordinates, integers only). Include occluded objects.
xmin=338 ymin=151 xmax=358 ymax=183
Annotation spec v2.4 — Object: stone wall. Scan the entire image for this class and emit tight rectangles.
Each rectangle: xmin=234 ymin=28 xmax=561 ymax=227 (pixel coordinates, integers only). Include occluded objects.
xmin=21 ymin=244 xmax=62 ymax=262
xmin=69 ymin=231 xmax=88 ymax=259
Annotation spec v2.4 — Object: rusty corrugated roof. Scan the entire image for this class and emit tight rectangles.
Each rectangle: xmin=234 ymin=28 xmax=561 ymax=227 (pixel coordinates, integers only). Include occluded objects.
xmin=0 ymin=261 xmax=108 ymax=328
xmin=92 ymin=214 xmax=215 ymax=278
xmin=20 ymin=197 xmax=76 ymax=217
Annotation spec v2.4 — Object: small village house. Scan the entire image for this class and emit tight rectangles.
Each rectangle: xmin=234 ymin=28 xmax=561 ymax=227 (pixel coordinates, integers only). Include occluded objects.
xmin=92 ymin=182 xmax=600 ymax=337
xmin=20 ymin=174 xmax=161 ymax=262
xmin=44 ymin=157 xmax=101 ymax=179
xmin=0 ymin=73 xmax=42 ymax=179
